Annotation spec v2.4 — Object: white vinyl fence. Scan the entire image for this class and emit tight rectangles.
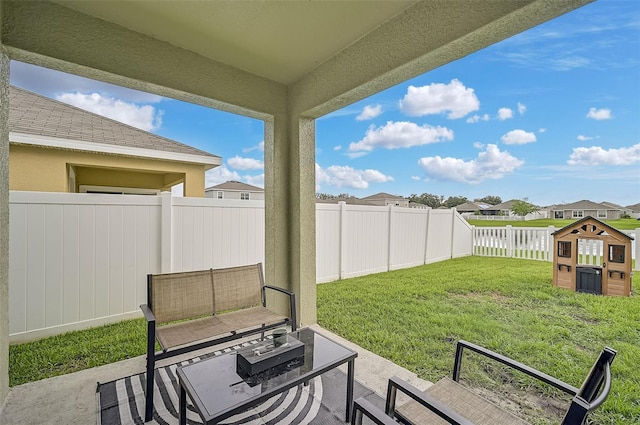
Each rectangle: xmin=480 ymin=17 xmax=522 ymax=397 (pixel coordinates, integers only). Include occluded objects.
xmin=9 ymin=192 xmax=472 ymax=341
xmin=473 ymin=225 xmax=638 ymax=266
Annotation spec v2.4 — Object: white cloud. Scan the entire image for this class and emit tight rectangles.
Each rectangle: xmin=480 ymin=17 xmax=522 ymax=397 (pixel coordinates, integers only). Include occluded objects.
xmin=56 ymin=92 xmax=163 ymax=131
xmin=517 ymin=103 xmax=527 ymax=115
xmin=538 ymin=128 xmax=547 ymax=133
xmin=498 ymin=108 xmax=514 ymax=120
xmin=473 ymin=142 xmax=485 ymax=149
xmin=567 ymin=143 xmax=640 ymax=165
xmin=417 ymin=144 xmax=524 ymax=184
xmin=466 ymin=114 xmax=490 ymax=124
xmin=356 ymin=104 xmax=383 ymax=121
xmin=227 ymin=155 xmax=264 ymax=170
xmin=243 ymin=141 xmax=265 ymax=153
xmin=501 ymin=129 xmax=537 ymax=145
xmin=577 ymin=135 xmax=594 ymax=141
xmin=244 ymin=174 xmax=264 ymax=187
xmin=11 ymin=61 xmax=163 ymax=103
xmin=348 ymin=121 xmax=453 ymax=153
xmin=205 ymin=166 xmax=241 ymax=187
xmin=399 ymin=79 xmax=480 ymax=119
xmin=586 ymin=107 xmax=613 ymax=120
xmin=315 ymin=164 xmax=393 ymax=190
xmin=411 ymin=176 xmax=421 ymax=181
xmin=333 ymin=145 xmax=342 ymax=151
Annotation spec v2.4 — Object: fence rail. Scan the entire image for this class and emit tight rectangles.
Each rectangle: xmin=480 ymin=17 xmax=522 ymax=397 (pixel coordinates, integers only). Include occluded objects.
xmin=9 ymin=192 xmax=472 ymax=341
xmin=473 ymin=225 xmax=638 ymax=266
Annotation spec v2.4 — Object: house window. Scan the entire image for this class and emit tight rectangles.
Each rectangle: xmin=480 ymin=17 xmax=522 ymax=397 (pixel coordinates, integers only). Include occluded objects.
xmin=558 ymin=241 xmax=571 ymax=258
xmin=597 ymin=210 xmax=607 ymax=218
xmin=554 ymin=211 xmax=564 ymax=219
xmin=240 ymin=192 xmax=250 ymax=200
xmin=572 ymin=210 xmax=584 ymax=218
xmin=609 ymin=245 xmax=625 ymax=263
xmin=79 ymin=185 xmax=159 ymax=195
xmin=217 ymin=191 xmax=223 ymax=199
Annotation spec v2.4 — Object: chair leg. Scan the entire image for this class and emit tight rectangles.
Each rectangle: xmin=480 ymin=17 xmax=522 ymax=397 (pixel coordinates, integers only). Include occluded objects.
xmin=145 ymin=354 xmax=155 ymax=422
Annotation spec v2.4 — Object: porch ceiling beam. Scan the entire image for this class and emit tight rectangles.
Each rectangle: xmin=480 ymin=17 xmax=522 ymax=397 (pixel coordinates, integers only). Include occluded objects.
xmin=0 ymin=0 xmax=287 ymax=119
xmin=291 ymin=0 xmax=593 ymax=117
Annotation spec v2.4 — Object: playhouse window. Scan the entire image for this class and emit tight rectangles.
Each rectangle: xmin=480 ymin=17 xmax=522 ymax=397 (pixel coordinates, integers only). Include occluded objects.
xmin=609 ymin=245 xmax=625 ymax=263
xmin=558 ymin=241 xmax=571 ymax=258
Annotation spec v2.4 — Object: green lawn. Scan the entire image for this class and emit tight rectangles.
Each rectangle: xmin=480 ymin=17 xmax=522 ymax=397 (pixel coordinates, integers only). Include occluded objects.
xmin=318 ymin=257 xmax=639 ymax=424
xmin=9 ymin=257 xmax=639 ymax=423
xmin=467 ymin=217 xmax=639 ymax=230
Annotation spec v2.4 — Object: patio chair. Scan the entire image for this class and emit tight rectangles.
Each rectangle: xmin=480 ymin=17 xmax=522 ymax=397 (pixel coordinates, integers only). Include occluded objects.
xmin=351 ymin=340 xmax=616 ymax=425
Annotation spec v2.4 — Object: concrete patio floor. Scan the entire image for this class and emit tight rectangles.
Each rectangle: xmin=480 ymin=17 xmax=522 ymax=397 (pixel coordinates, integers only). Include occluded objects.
xmin=0 ymin=325 xmax=432 ymax=425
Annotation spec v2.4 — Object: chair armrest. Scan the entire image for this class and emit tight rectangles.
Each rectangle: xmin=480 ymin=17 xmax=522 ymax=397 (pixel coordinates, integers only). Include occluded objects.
xmin=263 ymin=285 xmax=297 ymax=331
xmin=453 ymin=340 xmax=579 ymax=396
xmin=386 ymin=376 xmax=474 ymax=425
xmin=351 ymin=397 xmax=397 ymax=425
xmin=139 ymin=304 xmax=156 ymax=323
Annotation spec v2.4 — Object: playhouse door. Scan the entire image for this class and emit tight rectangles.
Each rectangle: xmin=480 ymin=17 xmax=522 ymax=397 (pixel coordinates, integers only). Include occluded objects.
xmin=576 ymin=267 xmax=602 ymax=294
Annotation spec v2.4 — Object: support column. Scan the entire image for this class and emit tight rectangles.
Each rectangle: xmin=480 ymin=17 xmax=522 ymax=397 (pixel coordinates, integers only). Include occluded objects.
xmin=264 ymin=113 xmax=316 ymax=328
xmin=0 ymin=47 xmax=11 ymax=411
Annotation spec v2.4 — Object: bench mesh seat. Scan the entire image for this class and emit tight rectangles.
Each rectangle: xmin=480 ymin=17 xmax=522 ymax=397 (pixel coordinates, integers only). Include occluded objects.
xmin=156 ymin=306 xmax=287 ymax=350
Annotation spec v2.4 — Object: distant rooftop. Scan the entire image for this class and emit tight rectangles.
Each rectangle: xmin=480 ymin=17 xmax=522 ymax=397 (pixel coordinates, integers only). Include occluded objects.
xmin=9 ymin=86 xmax=219 ymax=161
xmin=205 ymin=181 xmax=264 ymax=192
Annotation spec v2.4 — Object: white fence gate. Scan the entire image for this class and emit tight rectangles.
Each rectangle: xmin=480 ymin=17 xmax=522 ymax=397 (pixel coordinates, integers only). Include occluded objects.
xmin=9 ymin=192 xmax=472 ymax=341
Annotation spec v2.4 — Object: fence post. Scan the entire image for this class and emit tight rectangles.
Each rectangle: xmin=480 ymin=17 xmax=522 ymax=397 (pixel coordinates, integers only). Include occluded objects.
xmin=424 ymin=208 xmax=431 ymax=264
xmin=387 ymin=204 xmax=394 ymax=271
xmin=506 ymin=225 xmax=513 ymax=258
xmin=548 ymin=226 xmax=555 ymax=262
xmin=635 ymin=228 xmax=640 ymax=272
xmin=450 ymin=209 xmax=456 ymax=259
xmin=339 ymin=201 xmax=347 ymax=279
xmin=160 ymin=191 xmax=172 ymax=273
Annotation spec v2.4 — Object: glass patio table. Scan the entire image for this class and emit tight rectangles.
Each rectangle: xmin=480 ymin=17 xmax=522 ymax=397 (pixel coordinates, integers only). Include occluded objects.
xmin=176 ymin=327 xmax=358 ymax=424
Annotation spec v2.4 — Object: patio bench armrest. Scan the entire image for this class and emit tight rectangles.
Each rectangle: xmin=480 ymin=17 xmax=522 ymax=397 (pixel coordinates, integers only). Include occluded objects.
xmin=263 ymin=285 xmax=297 ymax=331
xmin=386 ymin=376 xmax=474 ymax=425
xmin=139 ymin=304 xmax=156 ymax=323
xmin=453 ymin=340 xmax=579 ymax=396
xmin=351 ymin=397 xmax=397 ymax=425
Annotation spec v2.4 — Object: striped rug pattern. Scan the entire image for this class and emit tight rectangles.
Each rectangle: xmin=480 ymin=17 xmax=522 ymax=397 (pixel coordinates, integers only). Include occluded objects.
xmin=97 ymin=340 xmax=374 ymax=425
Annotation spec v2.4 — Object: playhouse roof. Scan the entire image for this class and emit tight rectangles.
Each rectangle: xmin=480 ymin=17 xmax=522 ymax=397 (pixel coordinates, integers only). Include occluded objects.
xmin=552 ymin=216 xmax=633 ymax=241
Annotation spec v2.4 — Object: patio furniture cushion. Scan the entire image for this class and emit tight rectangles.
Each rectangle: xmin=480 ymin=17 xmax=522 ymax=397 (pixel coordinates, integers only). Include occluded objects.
xmin=397 ymin=377 xmax=528 ymax=425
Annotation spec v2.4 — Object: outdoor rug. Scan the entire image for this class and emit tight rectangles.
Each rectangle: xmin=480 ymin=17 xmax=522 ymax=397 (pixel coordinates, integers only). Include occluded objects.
xmin=97 ymin=339 xmax=383 ymax=425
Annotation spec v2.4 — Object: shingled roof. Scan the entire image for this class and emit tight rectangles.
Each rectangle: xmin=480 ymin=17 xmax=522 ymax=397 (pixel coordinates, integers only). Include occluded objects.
xmin=205 ymin=181 xmax=264 ymax=192
xmin=9 ymin=86 xmax=220 ymax=163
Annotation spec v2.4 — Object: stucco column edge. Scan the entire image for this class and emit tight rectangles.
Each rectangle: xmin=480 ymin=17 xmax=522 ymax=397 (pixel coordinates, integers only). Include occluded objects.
xmin=0 ymin=46 xmax=10 ymax=413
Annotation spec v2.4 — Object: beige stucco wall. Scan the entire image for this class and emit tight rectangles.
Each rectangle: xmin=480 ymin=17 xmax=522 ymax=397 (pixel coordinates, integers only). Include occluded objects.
xmin=0 ymin=47 xmax=9 ymax=412
xmin=9 ymin=144 xmax=206 ymax=197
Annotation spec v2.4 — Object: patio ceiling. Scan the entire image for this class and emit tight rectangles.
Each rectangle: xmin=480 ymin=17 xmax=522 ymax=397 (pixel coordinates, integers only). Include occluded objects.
xmin=2 ymin=0 xmax=593 ymax=117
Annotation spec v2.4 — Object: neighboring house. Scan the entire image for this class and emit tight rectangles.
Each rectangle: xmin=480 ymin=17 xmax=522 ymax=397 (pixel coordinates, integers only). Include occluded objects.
xmin=454 ymin=202 xmax=490 ymax=215
xmin=549 ymin=200 xmax=625 ymax=220
xmin=408 ymin=202 xmax=429 ymax=209
xmin=626 ymin=203 xmax=640 ymax=219
xmin=205 ymin=180 xmax=264 ymax=200
xmin=483 ymin=200 xmax=518 ymax=216
xmin=360 ymin=192 xmax=409 ymax=207
xmin=9 ymin=86 xmax=220 ymax=197
xmin=316 ymin=196 xmax=376 ymax=206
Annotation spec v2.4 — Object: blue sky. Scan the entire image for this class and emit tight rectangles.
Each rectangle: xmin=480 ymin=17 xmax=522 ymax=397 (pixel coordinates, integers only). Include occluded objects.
xmin=9 ymin=0 xmax=640 ymax=207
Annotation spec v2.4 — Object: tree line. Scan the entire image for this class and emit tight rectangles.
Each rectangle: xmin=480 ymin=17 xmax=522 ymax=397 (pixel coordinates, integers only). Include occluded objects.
xmin=316 ymin=192 xmax=539 ymax=216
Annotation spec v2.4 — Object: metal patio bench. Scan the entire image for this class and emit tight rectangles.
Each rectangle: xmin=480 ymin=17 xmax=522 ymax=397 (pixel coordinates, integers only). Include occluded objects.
xmin=140 ymin=263 xmax=297 ymax=422
xmin=351 ymin=340 xmax=616 ymax=425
